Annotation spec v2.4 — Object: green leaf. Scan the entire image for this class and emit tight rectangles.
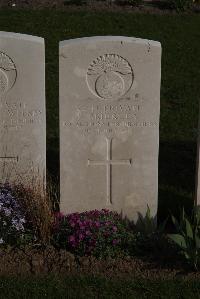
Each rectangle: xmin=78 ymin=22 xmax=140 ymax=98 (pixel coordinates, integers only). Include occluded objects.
xmin=195 ymin=235 xmax=200 ymax=249
xmin=182 ymin=207 xmax=185 ymax=220
xmin=171 ymin=215 xmax=180 ymax=231
xmin=182 ymin=251 xmax=190 ymax=260
xmin=168 ymin=234 xmax=187 ymax=249
xmin=185 ymin=218 xmax=193 ymax=239
xmin=158 ymin=217 xmax=168 ymax=234
xmin=146 ymin=205 xmax=151 ymax=220
xmin=195 ymin=207 xmax=200 ymax=225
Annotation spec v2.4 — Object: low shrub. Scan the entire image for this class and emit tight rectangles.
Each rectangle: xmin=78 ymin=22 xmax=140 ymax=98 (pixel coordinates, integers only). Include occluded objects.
xmin=0 ymin=181 xmax=53 ymax=247
xmin=0 ymin=184 xmax=34 ymax=246
xmin=53 ymin=209 xmax=136 ymax=258
xmin=13 ymin=183 xmax=53 ymax=244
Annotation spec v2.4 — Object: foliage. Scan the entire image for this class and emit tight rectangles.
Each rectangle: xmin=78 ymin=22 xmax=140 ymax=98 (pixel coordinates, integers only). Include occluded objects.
xmin=127 ymin=0 xmax=143 ymax=7
xmin=0 ymin=181 xmax=54 ymax=247
xmin=0 ymin=184 xmax=34 ymax=246
xmin=135 ymin=206 xmax=157 ymax=236
xmin=169 ymin=0 xmax=194 ymax=11
xmin=63 ymin=0 xmax=86 ymax=5
xmin=53 ymin=209 xmax=135 ymax=258
xmin=13 ymin=182 xmax=54 ymax=244
xmin=168 ymin=206 xmax=200 ymax=270
xmin=130 ymin=206 xmax=168 ymax=256
xmin=115 ymin=0 xmax=143 ymax=6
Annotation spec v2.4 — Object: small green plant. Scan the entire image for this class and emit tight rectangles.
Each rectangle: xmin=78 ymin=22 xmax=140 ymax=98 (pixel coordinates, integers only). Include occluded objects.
xmin=132 ymin=206 xmax=168 ymax=256
xmin=136 ymin=206 xmax=157 ymax=235
xmin=168 ymin=206 xmax=200 ymax=271
xmin=135 ymin=205 xmax=167 ymax=236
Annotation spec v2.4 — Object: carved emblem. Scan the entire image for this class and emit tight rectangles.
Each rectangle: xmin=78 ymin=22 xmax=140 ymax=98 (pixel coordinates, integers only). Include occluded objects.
xmin=0 ymin=52 xmax=17 ymax=95
xmin=87 ymin=54 xmax=133 ymax=100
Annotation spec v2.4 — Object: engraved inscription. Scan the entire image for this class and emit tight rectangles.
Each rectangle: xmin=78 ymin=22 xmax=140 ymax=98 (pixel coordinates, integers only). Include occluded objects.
xmin=62 ymin=101 xmax=158 ymax=136
xmin=87 ymin=54 xmax=134 ymax=100
xmin=0 ymin=155 xmax=19 ymax=163
xmin=0 ymin=52 xmax=17 ymax=95
xmin=0 ymin=100 xmax=43 ymax=133
xmin=88 ymin=138 xmax=131 ymax=205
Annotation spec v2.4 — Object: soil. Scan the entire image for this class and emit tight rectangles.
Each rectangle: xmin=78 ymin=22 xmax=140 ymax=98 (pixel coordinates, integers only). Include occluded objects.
xmin=0 ymin=0 xmax=199 ymax=14
xmin=1 ymin=245 xmax=200 ymax=280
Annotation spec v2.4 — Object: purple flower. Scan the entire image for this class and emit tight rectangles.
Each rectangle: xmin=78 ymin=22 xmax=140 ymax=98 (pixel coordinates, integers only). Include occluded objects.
xmin=94 ymin=221 xmax=100 ymax=227
xmin=69 ymin=235 xmax=75 ymax=242
xmin=85 ymin=230 xmax=91 ymax=236
xmin=112 ymin=239 xmax=119 ymax=245
xmin=105 ymin=221 xmax=111 ymax=226
xmin=112 ymin=226 xmax=118 ymax=232
xmin=69 ymin=221 xmax=76 ymax=227
xmin=78 ymin=233 xmax=84 ymax=241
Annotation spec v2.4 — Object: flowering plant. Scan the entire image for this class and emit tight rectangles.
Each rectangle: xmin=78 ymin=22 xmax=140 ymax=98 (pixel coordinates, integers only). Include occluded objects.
xmin=0 ymin=184 xmax=34 ymax=246
xmin=53 ymin=209 xmax=135 ymax=258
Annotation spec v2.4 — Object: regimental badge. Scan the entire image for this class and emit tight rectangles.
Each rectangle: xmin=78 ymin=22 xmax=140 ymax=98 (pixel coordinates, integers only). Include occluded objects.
xmin=0 ymin=52 xmax=17 ymax=95
xmin=87 ymin=54 xmax=134 ymax=100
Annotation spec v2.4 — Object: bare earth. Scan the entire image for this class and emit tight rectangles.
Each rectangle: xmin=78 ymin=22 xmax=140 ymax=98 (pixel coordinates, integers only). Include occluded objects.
xmin=0 ymin=245 xmax=200 ymax=279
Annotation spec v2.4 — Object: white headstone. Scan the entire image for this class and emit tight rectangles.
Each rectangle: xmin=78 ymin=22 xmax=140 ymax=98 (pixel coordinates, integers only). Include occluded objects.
xmin=60 ymin=36 xmax=161 ymax=221
xmin=0 ymin=32 xmax=46 ymax=187
xmin=195 ymin=110 xmax=200 ymax=206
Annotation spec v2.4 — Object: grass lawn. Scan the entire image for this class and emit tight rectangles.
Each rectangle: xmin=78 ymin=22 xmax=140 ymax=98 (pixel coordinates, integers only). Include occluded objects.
xmin=0 ymin=274 xmax=200 ymax=299
xmin=0 ymin=8 xmax=200 ymax=295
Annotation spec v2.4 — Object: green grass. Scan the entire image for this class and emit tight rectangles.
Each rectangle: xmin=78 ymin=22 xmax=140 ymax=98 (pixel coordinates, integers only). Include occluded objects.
xmin=0 ymin=9 xmax=199 ymax=218
xmin=0 ymin=275 xmax=200 ymax=299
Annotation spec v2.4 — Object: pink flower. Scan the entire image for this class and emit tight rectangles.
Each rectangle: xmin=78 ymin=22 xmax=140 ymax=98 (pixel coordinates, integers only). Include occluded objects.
xmin=54 ymin=211 xmax=64 ymax=219
xmin=102 ymin=209 xmax=109 ymax=214
xmin=69 ymin=221 xmax=76 ymax=227
xmin=85 ymin=230 xmax=91 ymax=236
xmin=79 ymin=233 xmax=84 ymax=241
xmin=95 ymin=221 xmax=100 ymax=227
xmin=105 ymin=221 xmax=111 ymax=226
xmin=77 ymin=220 xmax=83 ymax=226
xmin=112 ymin=226 xmax=118 ymax=232
xmin=69 ymin=235 xmax=75 ymax=242
xmin=104 ymin=232 xmax=110 ymax=237
xmin=112 ymin=239 xmax=119 ymax=245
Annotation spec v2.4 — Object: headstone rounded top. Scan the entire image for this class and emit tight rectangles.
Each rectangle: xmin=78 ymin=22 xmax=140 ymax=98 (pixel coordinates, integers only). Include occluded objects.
xmin=0 ymin=31 xmax=44 ymax=44
xmin=59 ymin=36 xmax=161 ymax=48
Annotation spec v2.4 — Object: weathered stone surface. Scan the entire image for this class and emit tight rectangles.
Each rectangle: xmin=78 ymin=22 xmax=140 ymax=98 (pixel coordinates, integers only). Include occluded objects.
xmin=60 ymin=36 xmax=161 ymax=221
xmin=0 ymin=32 xmax=46 ymax=187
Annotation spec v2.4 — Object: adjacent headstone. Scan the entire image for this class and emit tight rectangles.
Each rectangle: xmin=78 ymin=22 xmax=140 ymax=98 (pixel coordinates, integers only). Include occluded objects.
xmin=0 ymin=32 xmax=46 ymax=187
xmin=195 ymin=109 xmax=200 ymax=206
xmin=60 ymin=36 xmax=161 ymax=221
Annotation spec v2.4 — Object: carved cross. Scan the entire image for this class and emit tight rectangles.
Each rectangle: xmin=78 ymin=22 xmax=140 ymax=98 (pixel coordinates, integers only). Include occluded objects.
xmin=88 ymin=138 xmax=131 ymax=205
